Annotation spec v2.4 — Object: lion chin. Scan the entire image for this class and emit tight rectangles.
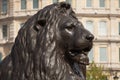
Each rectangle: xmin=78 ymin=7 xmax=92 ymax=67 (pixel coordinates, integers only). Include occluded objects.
xmin=68 ymin=49 xmax=90 ymax=65
xmin=66 ymin=44 xmax=92 ymax=65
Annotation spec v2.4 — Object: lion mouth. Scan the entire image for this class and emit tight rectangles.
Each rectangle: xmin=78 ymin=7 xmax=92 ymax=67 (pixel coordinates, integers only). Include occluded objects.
xmin=68 ymin=47 xmax=91 ymax=65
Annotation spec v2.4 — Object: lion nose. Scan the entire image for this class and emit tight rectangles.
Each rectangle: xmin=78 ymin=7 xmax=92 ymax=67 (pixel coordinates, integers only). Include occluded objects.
xmin=86 ymin=34 xmax=94 ymax=41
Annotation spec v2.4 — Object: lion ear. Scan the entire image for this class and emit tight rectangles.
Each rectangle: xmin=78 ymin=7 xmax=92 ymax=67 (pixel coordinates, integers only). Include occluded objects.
xmin=34 ymin=19 xmax=46 ymax=31
xmin=37 ymin=19 xmax=46 ymax=27
xmin=59 ymin=2 xmax=71 ymax=9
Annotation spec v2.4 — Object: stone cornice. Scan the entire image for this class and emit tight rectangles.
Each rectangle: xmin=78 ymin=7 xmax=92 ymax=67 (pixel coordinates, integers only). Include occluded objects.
xmin=76 ymin=13 xmax=120 ymax=18
xmin=1 ymin=13 xmax=120 ymax=22
xmin=0 ymin=15 xmax=31 ymax=22
xmin=93 ymin=39 xmax=120 ymax=43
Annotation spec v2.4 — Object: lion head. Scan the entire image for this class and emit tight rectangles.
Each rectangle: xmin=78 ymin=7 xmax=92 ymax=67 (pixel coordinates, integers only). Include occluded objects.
xmin=33 ymin=2 xmax=94 ymax=80
xmin=0 ymin=2 xmax=94 ymax=80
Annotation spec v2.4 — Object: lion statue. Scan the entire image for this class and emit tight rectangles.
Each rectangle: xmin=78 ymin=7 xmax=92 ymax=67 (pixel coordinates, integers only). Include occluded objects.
xmin=0 ymin=2 xmax=94 ymax=80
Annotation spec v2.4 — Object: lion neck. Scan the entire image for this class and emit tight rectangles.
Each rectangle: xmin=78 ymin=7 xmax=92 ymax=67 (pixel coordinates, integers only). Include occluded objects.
xmin=64 ymin=54 xmax=86 ymax=80
xmin=42 ymin=47 xmax=86 ymax=80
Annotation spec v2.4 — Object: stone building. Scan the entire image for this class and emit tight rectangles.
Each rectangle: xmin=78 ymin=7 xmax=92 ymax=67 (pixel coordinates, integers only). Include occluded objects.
xmin=0 ymin=0 xmax=120 ymax=80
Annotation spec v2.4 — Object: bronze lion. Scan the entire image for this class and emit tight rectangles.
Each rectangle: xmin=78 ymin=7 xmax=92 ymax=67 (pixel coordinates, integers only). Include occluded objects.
xmin=0 ymin=2 xmax=94 ymax=80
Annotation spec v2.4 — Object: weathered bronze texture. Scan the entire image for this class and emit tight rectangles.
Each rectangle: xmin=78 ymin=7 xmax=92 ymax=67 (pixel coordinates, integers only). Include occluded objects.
xmin=0 ymin=2 xmax=94 ymax=80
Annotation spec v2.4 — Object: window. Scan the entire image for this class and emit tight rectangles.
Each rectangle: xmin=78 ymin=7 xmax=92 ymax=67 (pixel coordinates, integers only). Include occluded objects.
xmin=20 ymin=23 xmax=24 ymax=28
xmin=2 ymin=0 xmax=7 ymax=13
xmin=86 ymin=0 xmax=92 ymax=7
xmin=119 ymin=22 xmax=120 ymax=35
xmin=99 ymin=0 xmax=105 ymax=7
xmin=0 ymin=52 xmax=2 ymax=62
xmin=53 ymin=0 xmax=59 ymax=3
xmin=86 ymin=21 xmax=93 ymax=33
xmin=98 ymin=21 xmax=107 ymax=36
xmin=2 ymin=25 xmax=8 ymax=39
xmin=119 ymin=0 xmax=120 ymax=8
xmin=119 ymin=48 xmax=120 ymax=62
xmin=66 ymin=0 xmax=72 ymax=4
xmin=99 ymin=47 xmax=107 ymax=62
xmin=21 ymin=0 xmax=26 ymax=9
xmin=33 ymin=0 xmax=39 ymax=9
xmin=88 ymin=49 xmax=94 ymax=62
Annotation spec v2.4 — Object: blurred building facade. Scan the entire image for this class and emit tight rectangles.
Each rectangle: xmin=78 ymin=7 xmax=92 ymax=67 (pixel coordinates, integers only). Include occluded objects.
xmin=0 ymin=0 xmax=120 ymax=80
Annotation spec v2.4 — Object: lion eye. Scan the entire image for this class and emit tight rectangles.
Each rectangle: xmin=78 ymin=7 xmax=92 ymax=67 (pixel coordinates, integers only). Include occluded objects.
xmin=65 ymin=26 xmax=75 ymax=31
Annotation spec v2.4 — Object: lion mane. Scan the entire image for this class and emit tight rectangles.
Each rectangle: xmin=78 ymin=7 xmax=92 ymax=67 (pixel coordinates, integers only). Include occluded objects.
xmin=0 ymin=2 xmax=94 ymax=80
